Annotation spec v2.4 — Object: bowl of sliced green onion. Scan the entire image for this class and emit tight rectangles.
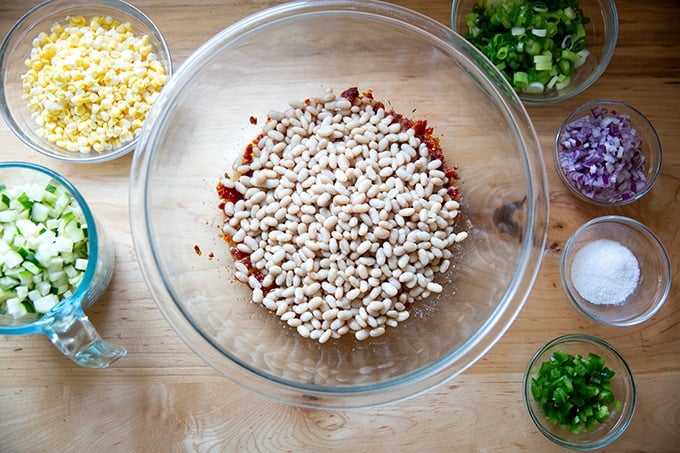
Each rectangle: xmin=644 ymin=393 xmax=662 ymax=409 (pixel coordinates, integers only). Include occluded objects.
xmin=451 ymin=0 xmax=618 ymax=104
xmin=523 ymin=334 xmax=636 ymax=450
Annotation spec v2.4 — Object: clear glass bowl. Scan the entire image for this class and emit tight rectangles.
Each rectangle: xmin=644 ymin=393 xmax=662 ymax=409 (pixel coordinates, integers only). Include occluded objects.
xmin=560 ymin=216 xmax=671 ymax=326
xmin=555 ymin=100 xmax=662 ymax=206
xmin=130 ymin=0 xmax=549 ymax=408
xmin=0 ymin=0 xmax=172 ymax=163
xmin=450 ymin=0 xmax=618 ymax=105
xmin=524 ymin=334 xmax=636 ymax=450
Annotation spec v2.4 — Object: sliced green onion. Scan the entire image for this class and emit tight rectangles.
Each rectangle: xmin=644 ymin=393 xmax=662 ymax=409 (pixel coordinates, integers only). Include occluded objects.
xmin=463 ymin=0 xmax=591 ymax=94
xmin=575 ymin=49 xmax=590 ymax=68
xmin=526 ymin=39 xmax=542 ymax=56
xmin=558 ymin=58 xmax=575 ymax=76
xmin=525 ymin=81 xmax=545 ymax=94
xmin=555 ymin=76 xmax=572 ymax=90
xmin=534 ymin=53 xmax=553 ymax=71
xmin=514 ymin=71 xmax=530 ymax=90
xmin=496 ymin=45 xmax=510 ymax=60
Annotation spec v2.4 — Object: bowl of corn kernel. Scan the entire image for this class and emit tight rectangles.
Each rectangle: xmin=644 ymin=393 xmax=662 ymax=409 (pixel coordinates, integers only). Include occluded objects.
xmin=0 ymin=0 xmax=172 ymax=163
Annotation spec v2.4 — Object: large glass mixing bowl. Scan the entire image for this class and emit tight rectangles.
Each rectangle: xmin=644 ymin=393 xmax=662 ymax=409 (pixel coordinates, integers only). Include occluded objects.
xmin=129 ymin=0 xmax=549 ymax=408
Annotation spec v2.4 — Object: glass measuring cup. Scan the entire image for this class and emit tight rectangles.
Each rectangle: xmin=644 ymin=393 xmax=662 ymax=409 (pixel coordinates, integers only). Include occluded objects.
xmin=0 ymin=162 xmax=125 ymax=367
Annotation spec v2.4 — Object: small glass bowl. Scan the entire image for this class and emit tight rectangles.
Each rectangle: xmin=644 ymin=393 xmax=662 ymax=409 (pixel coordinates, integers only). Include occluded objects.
xmin=450 ymin=0 xmax=618 ymax=105
xmin=523 ymin=334 xmax=636 ymax=450
xmin=554 ymin=100 xmax=662 ymax=206
xmin=0 ymin=0 xmax=172 ymax=163
xmin=561 ymin=216 xmax=671 ymax=326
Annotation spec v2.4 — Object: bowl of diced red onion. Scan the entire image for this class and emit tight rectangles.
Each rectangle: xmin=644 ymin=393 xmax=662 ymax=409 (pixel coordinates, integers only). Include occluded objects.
xmin=554 ymin=100 xmax=662 ymax=206
xmin=560 ymin=215 xmax=671 ymax=327
xmin=129 ymin=0 xmax=549 ymax=408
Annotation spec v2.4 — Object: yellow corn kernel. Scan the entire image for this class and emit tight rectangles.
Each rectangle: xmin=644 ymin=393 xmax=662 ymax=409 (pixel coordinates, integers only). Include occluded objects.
xmin=21 ymin=14 xmax=167 ymax=154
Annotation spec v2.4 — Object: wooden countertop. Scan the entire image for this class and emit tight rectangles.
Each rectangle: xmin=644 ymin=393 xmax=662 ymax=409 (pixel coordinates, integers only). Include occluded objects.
xmin=1 ymin=1 xmax=678 ymax=451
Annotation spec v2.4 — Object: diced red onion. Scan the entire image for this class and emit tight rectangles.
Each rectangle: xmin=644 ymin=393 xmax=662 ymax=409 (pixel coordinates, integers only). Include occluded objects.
xmin=558 ymin=107 xmax=647 ymax=203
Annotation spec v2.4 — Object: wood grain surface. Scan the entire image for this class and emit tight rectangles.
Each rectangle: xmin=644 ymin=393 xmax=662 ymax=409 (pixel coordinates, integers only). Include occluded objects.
xmin=1 ymin=1 xmax=678 ymax=451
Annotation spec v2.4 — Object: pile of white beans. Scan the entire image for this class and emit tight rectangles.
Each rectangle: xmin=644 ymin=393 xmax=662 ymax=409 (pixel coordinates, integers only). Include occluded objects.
xmin=219 ymin=88 xmax=467 ymax=343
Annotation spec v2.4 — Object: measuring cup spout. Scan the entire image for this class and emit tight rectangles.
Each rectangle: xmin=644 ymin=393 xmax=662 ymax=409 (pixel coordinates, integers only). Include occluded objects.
xmin=42 ymin=303 xmax=126 ymax=368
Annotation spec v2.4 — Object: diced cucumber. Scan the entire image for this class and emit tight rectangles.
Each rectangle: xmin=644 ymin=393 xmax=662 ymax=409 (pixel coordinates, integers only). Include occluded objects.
xmin=63 ymin=220 xmax=85 ymax=243
xmin=0 ymin=180 xmax=89 ymax=320
xmin=30 ymin=202 xmax=50 ymax=223
xmin=0 ymin=210 xmax=18 ymax=222
xmin=6 ymin=297 xmax=27 ymax=318
xmin=36 ymin=278 xmax=52 ymax=296
xmin=21 ymin=261 xmax=40 ymax=276
xmin=15 ymin=285 xmax=28 ymax=300
xmin=53 ymin=236 xmax=74 ymax=253
xmin=15 ymin=218 xmax=39 ymax=237
xmin=0 ymin=276 xmax=19 ymax=290
xmin=18 ymin=270 xmax=34 ymax=286
xmin=33 ymin=293 xmax=59 ymax=313
xmin=3 ymin=249 xmax=23 ymax=269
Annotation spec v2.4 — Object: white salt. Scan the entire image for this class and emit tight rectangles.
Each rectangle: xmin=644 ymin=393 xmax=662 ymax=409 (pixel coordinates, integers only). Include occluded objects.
xmin=571 ymin=239 xmax=640 ymax=305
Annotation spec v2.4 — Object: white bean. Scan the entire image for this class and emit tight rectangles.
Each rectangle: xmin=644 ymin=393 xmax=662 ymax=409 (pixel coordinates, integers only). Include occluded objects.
xmin=220 ymin=88 xmax=467 ymax=342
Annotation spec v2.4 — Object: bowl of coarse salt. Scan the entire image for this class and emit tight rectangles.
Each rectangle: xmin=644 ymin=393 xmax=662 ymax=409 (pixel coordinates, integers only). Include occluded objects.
xmin=560 ymin=215 xmax=671 ymax=327
xmin=0 ymin=0 xmax=172 ymax=163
